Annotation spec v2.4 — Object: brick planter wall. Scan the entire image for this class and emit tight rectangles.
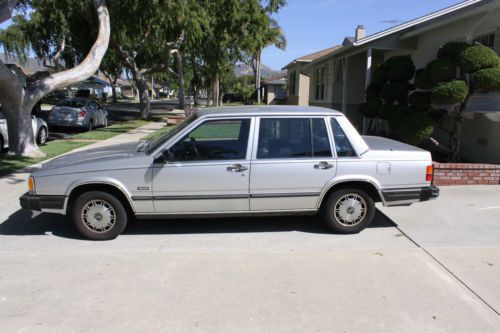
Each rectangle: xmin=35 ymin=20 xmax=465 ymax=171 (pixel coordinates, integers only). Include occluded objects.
xmin=433 ymin=163 xmax=500 ymax=186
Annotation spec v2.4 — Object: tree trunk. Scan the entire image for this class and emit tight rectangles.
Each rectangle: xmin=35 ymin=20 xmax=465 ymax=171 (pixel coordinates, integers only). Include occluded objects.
xmin=176 ymin=50 xmax=185 ymax=110
xmin=212 ymin=76 xmax=220 ymax=107
xmin=136 ymin=77 xmax=151 ymax=120
xmin=255 ymin=48 xmax=262 ymax=104
xmin=0 ymin=0 xmax=110 ymax=156
xmin=111 ymin=84 xmax=117 ymax=104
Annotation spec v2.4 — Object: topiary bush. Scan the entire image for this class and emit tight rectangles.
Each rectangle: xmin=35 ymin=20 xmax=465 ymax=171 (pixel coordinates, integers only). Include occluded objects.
xmin=415 ymin=68 xmax=434 ymax=89
xmin=473 ymin=67 xmax=500 ymax=92
xmin=379 ymin=104 xmax=400 ymax=120
xmin=429 ymin=59 xmax=456 ymax=82
xmin=398 ymin=112 xmax=435 ymax=145
xmin=380 ymin=82 xmax=408 ymax=103
xmin=431 ymin=80 xmax=469 ymax=105
xmin=360 ymin=98 xmax=382 ymax=118
xmin=409 ymin=91 xmax=431 ymax=111
xmin=457 ymin=45 xmax=500 ymax=73
xmin=437 ymin=41 xmax=470 ymax=63
xmin=388 ymin=58 xmax=416 ymax=82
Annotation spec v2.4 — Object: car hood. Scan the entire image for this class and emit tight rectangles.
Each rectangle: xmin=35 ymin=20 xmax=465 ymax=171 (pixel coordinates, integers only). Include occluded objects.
xmin=36 ymin=141 xmax=148 ymax=175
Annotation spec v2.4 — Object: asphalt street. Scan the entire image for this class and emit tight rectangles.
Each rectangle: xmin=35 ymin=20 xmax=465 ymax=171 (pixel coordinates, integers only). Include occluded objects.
xmin=0 ymin=124 xmax=499 ymax=332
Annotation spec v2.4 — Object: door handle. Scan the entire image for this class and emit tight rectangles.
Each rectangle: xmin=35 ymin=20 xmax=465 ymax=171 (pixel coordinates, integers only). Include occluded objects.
xmin=227 ymin=163 xmax=248 ymax=172
xmin=314 ymin=161 xmax=334 ymax=170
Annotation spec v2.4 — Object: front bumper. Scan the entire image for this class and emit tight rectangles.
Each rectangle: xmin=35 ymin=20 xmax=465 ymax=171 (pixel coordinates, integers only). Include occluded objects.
xmin=381 ymin=186 xmax=439 ymax=206
xmin=19 ymin=192 xmax=67 ymax=212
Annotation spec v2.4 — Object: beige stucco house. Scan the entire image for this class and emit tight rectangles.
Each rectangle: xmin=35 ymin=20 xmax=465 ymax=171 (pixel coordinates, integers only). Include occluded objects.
xmin=262 ymin=74 xmax=287 ymax=105
xmin=301 ymin=0 xmax=500 ymax=163
xmin=282 ymin=46 xmax=341 ymax=106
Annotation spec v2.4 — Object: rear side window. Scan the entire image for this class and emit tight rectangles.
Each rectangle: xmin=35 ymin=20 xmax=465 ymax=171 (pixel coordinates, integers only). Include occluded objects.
xmin=331 ymin=118 xmax=356 ymax=157
xmin=257 ymin=118 xmax=332 ymax=159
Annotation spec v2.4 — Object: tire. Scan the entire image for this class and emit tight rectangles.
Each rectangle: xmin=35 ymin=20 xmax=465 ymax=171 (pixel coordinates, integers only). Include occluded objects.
xmin=322 ymin=188 xmax=375 ymax=234
xmin=36 ymin=126 xmax=48 ymax=145
xmin=87 ymin=120 xmax=94 ymax=132
xmin=72 ymin=191 xmax=128 ymax=240
xmin=0 ymin=135 xmax=4 ymax=153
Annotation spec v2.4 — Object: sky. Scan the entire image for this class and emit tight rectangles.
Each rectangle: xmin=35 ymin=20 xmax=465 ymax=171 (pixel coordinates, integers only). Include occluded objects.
xmin=262 ymin=0 xmax=464 ymax=69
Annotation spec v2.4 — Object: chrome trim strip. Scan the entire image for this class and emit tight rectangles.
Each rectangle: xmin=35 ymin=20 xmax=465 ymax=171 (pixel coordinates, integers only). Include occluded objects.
xmin=250 ymin=192 xmax=320 ymax=198
xmin=131 ymin=193 xmax=321 ymax=201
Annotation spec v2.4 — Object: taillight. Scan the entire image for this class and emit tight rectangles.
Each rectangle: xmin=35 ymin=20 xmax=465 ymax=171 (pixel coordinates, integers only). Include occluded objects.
xmin=426 ymin=165 xmax=433 ymax=182
xmin=79 ymin=111 xmax=87 ymax=117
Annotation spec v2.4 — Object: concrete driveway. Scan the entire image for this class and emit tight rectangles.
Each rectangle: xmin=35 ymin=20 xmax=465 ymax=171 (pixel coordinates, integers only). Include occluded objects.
xmin=0 ymin=129 xmax=499 ymax=332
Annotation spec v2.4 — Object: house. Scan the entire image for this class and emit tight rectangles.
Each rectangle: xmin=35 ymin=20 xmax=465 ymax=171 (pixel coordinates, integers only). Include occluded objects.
xmin=282 ymin=46 xmax=341 ymax=106
xmin=300 ymin=0 xmax=500 ymax=163
xmin=261 ymin=73 xmax=287 ymax=105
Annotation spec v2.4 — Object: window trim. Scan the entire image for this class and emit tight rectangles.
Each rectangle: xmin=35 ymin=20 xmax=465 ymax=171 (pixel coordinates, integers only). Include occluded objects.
xmin=158 ymin=117 xmax=255 ymax=165
xmin=252 ymin=116 xmax=334 ymax=161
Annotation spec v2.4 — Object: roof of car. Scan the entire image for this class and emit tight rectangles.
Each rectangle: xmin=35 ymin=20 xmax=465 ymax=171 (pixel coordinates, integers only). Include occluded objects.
xmin=194 ymin=105 xmax=343 ymax=117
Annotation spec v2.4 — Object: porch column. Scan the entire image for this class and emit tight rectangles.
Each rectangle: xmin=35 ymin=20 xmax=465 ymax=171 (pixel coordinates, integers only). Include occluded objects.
xmin=363 ymin=48 xmax=372 ymax=134
xmin=341 ymin=57 xmax=349 ymax=114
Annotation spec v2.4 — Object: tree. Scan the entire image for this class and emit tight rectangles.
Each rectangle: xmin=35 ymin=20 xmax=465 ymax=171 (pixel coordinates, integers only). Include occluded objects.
xmin=0 ymin=0 xmax=110 ymax=156
xmin=101 ymin=48 xmax=124 ymax=104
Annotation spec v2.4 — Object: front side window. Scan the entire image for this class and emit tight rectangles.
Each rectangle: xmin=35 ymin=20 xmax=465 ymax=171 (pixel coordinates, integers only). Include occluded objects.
xmin=331 ymin=118 xmax=356 ymax=157
xmin=168 ymin=119 xmax=250 ymax=162
xmin=257 ymin=118 xmax=332 ymax=159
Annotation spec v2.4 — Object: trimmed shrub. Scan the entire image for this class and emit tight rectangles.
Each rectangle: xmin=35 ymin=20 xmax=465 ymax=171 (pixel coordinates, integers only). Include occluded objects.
xmin=431 ymin=80 xmax=469 ymax=105
xmin=399 ymin=112 xmax=435 ymax=145
xmin=381 ymin=55 xmax=412 ymax=71
xmin=437 ymin=42 xmax=470 ymax=63
xmin=372 ymin=67 xmax=388 ymax=83
xmin=457 ymin=45 xmax=500 ymax=73
xmin=388 ymin=106 xmax=412 ymax=133
xmin=473 ymin=67 xmax=500 ymax=92
xmin=409 ymin=91 xmax=431 ymax=111
xmin=360 ymin=98 xmax=382 ymax=118
xmin=379 ymin=104 xmax=400 ymax=120
xmin=380 ymin=82 xmax=408 ymax=102
xmin=415 ymin=68 xmax=434 ymax=89
xmin=429 ymin=59 xmax=456 ymax=82
xmin=388 ymin=59 xmax=416 ymax=82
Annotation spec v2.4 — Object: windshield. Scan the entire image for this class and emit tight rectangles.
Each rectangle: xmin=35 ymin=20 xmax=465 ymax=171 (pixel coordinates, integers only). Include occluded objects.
xmin=57 ymin=99 xmax=86 ymax=108
xmin=145 ymin=115 xmax=196 ymax=154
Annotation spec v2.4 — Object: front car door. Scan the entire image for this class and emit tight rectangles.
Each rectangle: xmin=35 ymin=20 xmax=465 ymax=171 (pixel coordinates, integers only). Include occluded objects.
xmin=152 ymin=117 xmax=253 ymax=214
xmin=249 ymin=117 xmax=336 ymax=211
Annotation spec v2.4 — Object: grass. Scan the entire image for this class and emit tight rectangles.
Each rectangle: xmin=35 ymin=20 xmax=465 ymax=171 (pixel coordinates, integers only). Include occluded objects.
xmin=0 ymin=119 xmax=150 ymax=177
xmin=142 ymin=124 xmax=173 ymax=142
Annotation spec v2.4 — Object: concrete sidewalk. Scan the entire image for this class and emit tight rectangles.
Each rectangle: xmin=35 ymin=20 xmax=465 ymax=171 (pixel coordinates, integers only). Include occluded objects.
xmin=0 ymin=122 xmax=163 ymax=222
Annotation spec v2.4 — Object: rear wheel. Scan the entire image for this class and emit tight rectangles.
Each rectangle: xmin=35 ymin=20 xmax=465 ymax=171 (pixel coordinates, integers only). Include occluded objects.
xmin=36 ymin=126 xmax=48 ymax=145
xmin=322 ymin=188 xmax=375 ymax=234
xmin=72 ymin=191 xmax=128 ymax=240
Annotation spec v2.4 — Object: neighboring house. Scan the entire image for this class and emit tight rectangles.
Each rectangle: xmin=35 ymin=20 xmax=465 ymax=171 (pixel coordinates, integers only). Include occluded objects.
xmin=300 ymin=0 xmax=500 ymax=163
xmin=262 ymin=74 xmax=287 ymax=105
xmin=282 ymin=46 xmax=341 ymax=106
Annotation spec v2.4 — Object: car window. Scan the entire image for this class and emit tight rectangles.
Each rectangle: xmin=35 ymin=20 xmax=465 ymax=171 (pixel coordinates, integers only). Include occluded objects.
xmin=57 ymin=99 xmax=86 ymax=108
xmin=312 ymin=118 xmax=332 ymax=157
xmin=331 ymin=118 xmax=356 ymax=157
xmin=257 ymin=118 xmax=331 ymax=159
xmin=168 ymin=119 xmax=251 ymax=162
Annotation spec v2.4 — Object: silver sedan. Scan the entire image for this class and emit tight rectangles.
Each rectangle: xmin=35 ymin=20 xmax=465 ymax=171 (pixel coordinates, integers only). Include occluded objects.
xmin=48 ymin=98 xmax=108 ymax=131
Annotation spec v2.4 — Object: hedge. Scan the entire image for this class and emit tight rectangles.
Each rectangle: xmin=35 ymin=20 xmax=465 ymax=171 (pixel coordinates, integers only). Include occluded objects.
xmin=473 ymin=67 xmax=500 ymax=92
xmin=429 ymin=59 xmax=456 ymax=82
xmin=457 ymin=45 xmax=500 ymax=73
xmin=437 ymin=42 xmax=470 ymax=63
xmin=431 ymin=80 xmax=469 ymax=105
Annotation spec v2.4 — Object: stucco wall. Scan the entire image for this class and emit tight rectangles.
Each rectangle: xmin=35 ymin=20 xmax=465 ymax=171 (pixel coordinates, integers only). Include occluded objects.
xmin=286 ymin=63 xmax=310 ymax=106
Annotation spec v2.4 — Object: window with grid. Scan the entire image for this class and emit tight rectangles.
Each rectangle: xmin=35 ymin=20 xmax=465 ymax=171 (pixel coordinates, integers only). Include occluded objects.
xmin=315 ymin=67 xmax=326 ymax=100
xmin=473 ymin=33 xmax=496 ymax=51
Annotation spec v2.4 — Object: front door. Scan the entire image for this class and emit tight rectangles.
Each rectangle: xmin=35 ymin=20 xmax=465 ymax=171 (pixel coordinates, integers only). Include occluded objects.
xmin=250 ymin=117 xmax=336 ymax=211
xmin=152 ymin=117 xmax=253 ymax=214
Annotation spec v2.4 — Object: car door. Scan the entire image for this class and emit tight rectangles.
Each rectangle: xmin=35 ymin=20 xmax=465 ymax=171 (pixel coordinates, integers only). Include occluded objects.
xmin=249 ymin=117 xmax=336 ymax=211
xmin=151 ymin=117 xmax=253 ymax=214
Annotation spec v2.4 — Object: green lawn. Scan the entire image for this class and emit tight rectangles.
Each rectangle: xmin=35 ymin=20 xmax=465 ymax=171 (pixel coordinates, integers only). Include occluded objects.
xmin=0 ymin=119 xmax=150 ymax=177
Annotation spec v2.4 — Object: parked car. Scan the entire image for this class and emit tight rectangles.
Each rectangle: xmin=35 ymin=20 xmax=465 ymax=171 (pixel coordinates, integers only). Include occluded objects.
xmin=0 ymin=111 xmax=48 ymax=151
xmin=48 ymin=98 xmax=108 ymax=131
xmin=20 ymin=106 xmax=439 ymax=240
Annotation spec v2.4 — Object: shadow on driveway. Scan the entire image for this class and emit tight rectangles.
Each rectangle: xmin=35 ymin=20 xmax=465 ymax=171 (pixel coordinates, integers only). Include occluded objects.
xmin=0 ymin=209 xmax=397 ymax=240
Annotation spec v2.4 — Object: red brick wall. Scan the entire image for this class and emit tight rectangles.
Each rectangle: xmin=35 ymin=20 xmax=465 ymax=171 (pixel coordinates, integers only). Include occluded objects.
xmin=433 ymin=163 xmax=500 ymax=186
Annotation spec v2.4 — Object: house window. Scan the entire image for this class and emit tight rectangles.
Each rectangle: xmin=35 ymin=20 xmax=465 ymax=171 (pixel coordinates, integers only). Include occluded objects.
xmin=315 ymin=67 xmax=326 ymax=100
xmin=289 ymin=71 xmax=297 ymax=95
xmin=473 ymin=33 xmax=496 ymax=50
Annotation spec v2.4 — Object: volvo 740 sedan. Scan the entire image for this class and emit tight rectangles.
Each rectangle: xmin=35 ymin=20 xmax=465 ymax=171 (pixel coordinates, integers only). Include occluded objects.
xmin=20 ymin=106 xmax=439 ymax=240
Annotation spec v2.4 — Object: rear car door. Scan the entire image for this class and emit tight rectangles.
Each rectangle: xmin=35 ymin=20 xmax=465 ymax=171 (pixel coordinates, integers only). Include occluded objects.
xmin=249 ymin=117 xmax=336 ymax=211
xmin=152 ymin=117 xmax=253 ymax=214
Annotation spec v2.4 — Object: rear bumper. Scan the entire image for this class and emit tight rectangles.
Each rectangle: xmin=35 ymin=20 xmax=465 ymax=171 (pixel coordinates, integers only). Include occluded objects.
xmin=381 ymin=186 xmax=439 ymax=206
xmin=19 ymin=192 xmax=67 ymax=213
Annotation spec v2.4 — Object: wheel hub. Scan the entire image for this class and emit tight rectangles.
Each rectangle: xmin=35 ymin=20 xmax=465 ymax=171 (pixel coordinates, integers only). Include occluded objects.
xmin=334 ymin=194 xmax=367 ymax=227
xmin=81 ymin=199 xmax=116 ymax=233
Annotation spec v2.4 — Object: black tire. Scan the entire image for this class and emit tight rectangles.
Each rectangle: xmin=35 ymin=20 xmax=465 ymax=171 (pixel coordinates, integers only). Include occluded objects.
xmin=72 ymin=191 xmax=128 ymax=240
xmin=87 ymin=120 xmax=94 ymax=132
xmin=322 ymin=188 xmax=375 ymax=234
xmin=0 ymin=135 xmax=5 ymax=153
xmin=36 ymin=126 xmax=48 ymax=145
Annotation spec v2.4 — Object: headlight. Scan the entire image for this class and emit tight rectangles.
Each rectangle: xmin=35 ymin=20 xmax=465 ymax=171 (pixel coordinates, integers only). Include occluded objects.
xmin=28 ymin=176 xmax=35 ymax=195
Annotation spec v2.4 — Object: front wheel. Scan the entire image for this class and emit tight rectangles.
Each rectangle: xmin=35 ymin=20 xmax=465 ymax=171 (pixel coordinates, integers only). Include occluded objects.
xmin=36 ymin=126 xmax=48 ymax=145
xmin=322 ymin=188 xmax=375 ymax=234
xmin=72 ymin=191 xmax=128 ymax=240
